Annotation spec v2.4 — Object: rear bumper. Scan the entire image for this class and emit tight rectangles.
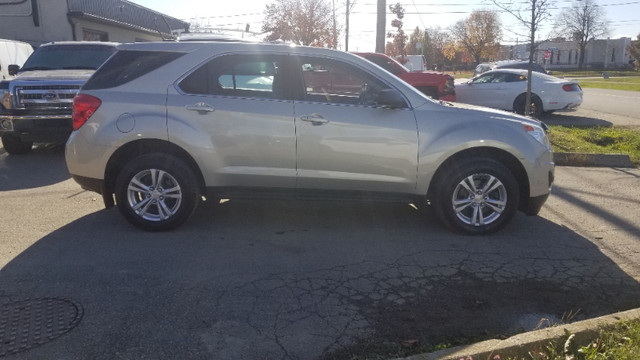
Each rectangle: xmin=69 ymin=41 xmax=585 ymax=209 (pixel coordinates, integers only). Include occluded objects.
xmin=71 ymin=174 xmax=104 ymax=194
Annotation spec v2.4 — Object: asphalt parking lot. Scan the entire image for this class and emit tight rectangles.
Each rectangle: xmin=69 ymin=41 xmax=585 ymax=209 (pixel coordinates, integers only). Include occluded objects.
xmin=0 ymin=139 xmax=639 ymax=359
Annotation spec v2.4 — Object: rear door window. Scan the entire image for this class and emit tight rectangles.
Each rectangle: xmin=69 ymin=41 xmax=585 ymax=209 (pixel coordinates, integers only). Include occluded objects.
xmin=179 ymin=54 xmax=288 ymax=100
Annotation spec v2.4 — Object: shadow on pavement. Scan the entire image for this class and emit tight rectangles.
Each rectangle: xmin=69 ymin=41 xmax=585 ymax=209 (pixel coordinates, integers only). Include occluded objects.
xmin=1 ymin=199 xmax=639 ymax=359
xmin=0 ymin=144 xmax=70 ymax=191
xmin=543 ymin=112 xmax=613 ymax=127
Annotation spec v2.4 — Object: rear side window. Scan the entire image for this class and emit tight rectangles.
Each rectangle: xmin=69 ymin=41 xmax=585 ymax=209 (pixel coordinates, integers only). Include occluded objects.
xmin=178 ymin=54 xmax=287 ymax=99
xmin=83 ymin=50 xmax=184 ymax=90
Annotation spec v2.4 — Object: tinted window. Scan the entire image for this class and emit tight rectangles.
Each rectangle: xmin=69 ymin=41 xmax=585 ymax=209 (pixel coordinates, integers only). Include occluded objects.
xmin=21 ymin=44 xmax=116 ymax=71
xmin=471 ymin=73 xmax=497 ymax=84
xmin=300 ymin=57 xmax=391 ymax=106
xmin=83 ymin=50 xmax=184 ymax=90
xmin=179 ymin=54 xmax=286 ymax=99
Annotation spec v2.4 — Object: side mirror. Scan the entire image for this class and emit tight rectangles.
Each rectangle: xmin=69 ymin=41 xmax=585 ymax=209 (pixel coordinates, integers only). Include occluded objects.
xmin=377 ymin=89 xmax=406 ymax=109
xmin=8 ymin=65 xmax=20 ymax=76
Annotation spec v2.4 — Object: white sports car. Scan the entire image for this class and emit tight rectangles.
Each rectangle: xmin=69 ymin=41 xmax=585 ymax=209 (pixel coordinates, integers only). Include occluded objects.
xmin=455 ymin=69 xmax=583 ymax=117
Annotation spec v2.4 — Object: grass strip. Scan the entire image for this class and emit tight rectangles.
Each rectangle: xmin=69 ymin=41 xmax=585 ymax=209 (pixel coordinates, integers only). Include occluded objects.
xmin=548 ymin=125 xmax=640 ymax=167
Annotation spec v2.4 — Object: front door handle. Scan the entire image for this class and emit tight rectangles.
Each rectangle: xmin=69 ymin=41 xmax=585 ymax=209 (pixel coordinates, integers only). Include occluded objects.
xmin=300 ymin=114 xmax=329 ymax=125
xmin=185 ymin=102 xmax=215 ymax=113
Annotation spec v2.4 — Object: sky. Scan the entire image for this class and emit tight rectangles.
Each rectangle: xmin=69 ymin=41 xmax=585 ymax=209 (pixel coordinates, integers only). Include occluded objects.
xmin=130 ymin=0 xmax=640 ymax=52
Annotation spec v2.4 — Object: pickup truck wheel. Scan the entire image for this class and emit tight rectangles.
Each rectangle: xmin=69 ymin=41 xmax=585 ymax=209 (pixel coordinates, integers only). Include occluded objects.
xmin=433 ymin=158 xmax=519 ymax=235
xmin=115 ymin=153 xmax=199 ymax=231
xmin=1 ymin=134 xmax=33 ymax=155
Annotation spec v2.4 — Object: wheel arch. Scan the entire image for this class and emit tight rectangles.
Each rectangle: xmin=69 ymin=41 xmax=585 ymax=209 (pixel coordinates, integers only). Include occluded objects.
xmin=427 ymin=147 xmax=531 ymax=211
xmin=104 ymin=139 xmax=206 ymax=199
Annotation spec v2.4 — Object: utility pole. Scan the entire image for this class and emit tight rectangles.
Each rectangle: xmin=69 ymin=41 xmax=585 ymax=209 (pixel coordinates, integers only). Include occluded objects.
xmin=332 ymin=0 xmax=337 ymax=49
xmin=375 ymin=0 xmax=385 ymax=53
xmin=345 ymin=0 xmax=350 ymax=51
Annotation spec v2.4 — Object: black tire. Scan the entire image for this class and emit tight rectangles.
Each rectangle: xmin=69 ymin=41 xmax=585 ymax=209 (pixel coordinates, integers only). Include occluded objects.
xmin=1 ymin=133 xmax=33 ymax=155
xmin=514 ymin=94 xmax=543 ymax=118
xmin=433 ymin=158 xmax=520 ymax=235
xmin=115 ymin=153 xmax=200 ymax=231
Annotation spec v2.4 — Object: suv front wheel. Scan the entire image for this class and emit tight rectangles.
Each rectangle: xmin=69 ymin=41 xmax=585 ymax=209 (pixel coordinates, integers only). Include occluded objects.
xmin=433 ymin=158 xmax=520 ymax=234
xmin=115 ymin=153 xmax=200 ymax=231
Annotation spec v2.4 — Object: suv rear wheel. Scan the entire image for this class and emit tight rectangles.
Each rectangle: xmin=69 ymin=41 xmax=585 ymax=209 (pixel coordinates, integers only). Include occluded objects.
xmin=433 ymin=158 xmax=519 ymax=234
xmin=115 ymin=153 xmax=199 ymax=231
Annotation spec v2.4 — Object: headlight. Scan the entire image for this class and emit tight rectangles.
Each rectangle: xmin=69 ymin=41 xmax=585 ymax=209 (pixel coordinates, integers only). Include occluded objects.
xmin=1 ymin=91 xmax=12 ymax=110
xmin=523 ymin=122 xmax=551 ymax=150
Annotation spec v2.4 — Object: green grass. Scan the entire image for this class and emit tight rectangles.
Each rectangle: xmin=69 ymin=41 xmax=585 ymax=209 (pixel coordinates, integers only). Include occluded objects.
xmin=548 ymin=125 xmax=640 ymax=166
xmin=577 ymin=76 xmax=640 ymax=91
xmin=553 ymin=70 xmax=639 ymax=77
xmin=503 ymin=319 xmax=640 ymax=360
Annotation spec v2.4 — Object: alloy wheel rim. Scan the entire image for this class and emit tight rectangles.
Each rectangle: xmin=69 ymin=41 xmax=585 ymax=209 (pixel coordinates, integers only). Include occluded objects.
xmin=451 ymin=173 xmax=507 ymax=226
xmin=126 ymin=169 xmax=182 ymax=222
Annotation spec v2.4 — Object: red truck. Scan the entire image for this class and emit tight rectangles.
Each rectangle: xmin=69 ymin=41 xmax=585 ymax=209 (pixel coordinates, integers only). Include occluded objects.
xmin=354 ymin=52 xmax=456 ymax=102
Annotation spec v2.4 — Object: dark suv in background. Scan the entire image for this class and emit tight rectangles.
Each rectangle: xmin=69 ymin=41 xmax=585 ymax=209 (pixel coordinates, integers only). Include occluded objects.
xmin=474 ymin=60 xmax=547 ymax=77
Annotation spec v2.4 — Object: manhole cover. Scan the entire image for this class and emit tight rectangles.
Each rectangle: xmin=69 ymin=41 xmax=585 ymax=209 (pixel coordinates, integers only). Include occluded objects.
xmin=0 ymin=298 xmax=83 ymax=357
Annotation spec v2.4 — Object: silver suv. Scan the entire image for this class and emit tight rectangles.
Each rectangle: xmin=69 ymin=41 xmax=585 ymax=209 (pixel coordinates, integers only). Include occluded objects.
xmin=65 ymin=42 xmax=554 ymax=234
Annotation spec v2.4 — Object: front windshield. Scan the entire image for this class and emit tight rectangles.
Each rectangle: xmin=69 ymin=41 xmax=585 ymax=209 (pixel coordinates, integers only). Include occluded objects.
xmin=21 ymin=44 xmax=117 ymax=71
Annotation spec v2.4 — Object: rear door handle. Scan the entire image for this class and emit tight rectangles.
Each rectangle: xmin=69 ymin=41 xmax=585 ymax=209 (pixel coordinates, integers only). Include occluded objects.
xmin=300 ymin=114 xmax=329 ymax=125
xmin=185 ymin=102 xmax=215 ymax=113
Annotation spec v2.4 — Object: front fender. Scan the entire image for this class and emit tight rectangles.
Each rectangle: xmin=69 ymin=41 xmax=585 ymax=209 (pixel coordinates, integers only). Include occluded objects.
xmin=415 ymin=109 xmax=544 ymax=195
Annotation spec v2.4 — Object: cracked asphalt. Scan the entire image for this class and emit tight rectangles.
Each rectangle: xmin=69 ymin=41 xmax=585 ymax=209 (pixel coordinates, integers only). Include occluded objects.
xmin=1 ymin=143 xmax=639 ymax=359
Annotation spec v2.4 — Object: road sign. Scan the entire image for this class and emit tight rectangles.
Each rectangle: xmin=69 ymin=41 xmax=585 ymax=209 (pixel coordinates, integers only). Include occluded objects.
xmin=543 ymin=50 xmax=552 ymax=59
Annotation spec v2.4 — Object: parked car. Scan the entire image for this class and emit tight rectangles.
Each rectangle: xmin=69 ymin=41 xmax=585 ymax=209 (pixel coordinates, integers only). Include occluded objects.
xmin=0 ymin=41 xmax=118 ymax=154
xmin=0 ymin=38 xmax=34 ymax=80
xmin=65 ymin=42 xmax=554 ymax=234
xmin=354 ymin=52 xmax=456 ymax=101
xmin=455 ymin=69 xmax=583 ymax=118
xmin=474 ymin=60 xmax=547 ymax=77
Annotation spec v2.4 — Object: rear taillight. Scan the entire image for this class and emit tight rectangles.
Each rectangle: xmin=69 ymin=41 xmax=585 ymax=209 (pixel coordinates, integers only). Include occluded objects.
xmin=73 ymin=94 xmax=101 ymax=131
xmin=562 ymin=84 xmax=581 ymax=92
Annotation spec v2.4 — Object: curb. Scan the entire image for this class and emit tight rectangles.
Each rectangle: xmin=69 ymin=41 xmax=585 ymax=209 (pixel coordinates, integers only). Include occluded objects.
xmin=554 ymin=152 xmax=634 ymax=167
xmin=399 ymin=308 xmax=640 ymax=360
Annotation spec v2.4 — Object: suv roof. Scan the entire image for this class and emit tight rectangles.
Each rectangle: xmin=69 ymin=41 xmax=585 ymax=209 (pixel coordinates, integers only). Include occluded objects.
xmin=474 ymin=60 xmax=546 ymax=76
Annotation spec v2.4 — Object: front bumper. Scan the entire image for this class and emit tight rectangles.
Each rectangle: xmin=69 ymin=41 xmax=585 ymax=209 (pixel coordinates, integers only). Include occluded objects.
xmin=0 ymin=113 xmax=72 ymax=143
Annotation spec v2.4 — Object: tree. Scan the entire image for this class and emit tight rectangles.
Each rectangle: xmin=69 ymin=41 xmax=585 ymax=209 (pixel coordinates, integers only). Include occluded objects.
xmin=262 ymin=0 xmax=336 ymax=47
xmin=628 ymin=34 xmax=640 ymax=70
xmin=450 ymin=10 xmax=502 ymax=64
xmin=493 ymin=0 xmax=552 ymax=116
xmin=406 ymin=27 xmax=423 ymax=55
xmin=425 ymin=27 xmax=454 ymax=70
xmin=385 ymin=3 xmax=407 ymax=60
xmin=553 ymin=0 xmax=609 ymax=69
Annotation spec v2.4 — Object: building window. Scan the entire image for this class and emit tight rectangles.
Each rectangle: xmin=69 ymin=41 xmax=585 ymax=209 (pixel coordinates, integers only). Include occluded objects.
xmin=557 ymin=50 xmax=561 ymax=63
xmin=83 ymin=28 xmax=108 ymax=41
xmin=575 ymin=50 xmax=579 ymax=64
xmin=611 ymin=48 xmax=616 ymax=63
xmin=568 ymin=50 xmax=572 ymax=64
